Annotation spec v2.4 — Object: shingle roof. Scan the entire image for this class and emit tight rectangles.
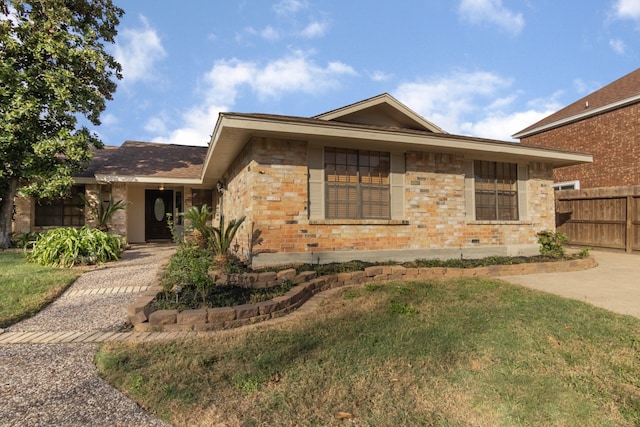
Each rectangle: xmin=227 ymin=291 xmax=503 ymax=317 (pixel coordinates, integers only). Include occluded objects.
xmin=79 ymin=141 xmax=207 ymax=180
xmin=514 ymin=68 xmax=640 ymax=137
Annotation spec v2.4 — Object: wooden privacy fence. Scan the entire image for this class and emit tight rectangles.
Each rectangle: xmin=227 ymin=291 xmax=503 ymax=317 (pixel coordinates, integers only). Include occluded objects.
xmin=555 ymin=186 xmax=640 ymax=253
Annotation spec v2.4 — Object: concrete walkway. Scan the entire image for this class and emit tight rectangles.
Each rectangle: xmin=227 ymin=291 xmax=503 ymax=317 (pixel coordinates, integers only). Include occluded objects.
xmin=502 ymin=249 xmax=640 ymax=318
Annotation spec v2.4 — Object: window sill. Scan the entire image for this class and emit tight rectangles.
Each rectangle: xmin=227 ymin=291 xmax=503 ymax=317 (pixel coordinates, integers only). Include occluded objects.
xmin=310 ymin=219 xmax=409 ymax=226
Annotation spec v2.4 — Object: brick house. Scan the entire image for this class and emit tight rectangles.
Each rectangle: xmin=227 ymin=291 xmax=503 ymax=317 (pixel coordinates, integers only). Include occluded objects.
xmin=513 ymin=68 xmax=640 ymax=190
xmin=13 ymin=94 xmax=591 ymax=266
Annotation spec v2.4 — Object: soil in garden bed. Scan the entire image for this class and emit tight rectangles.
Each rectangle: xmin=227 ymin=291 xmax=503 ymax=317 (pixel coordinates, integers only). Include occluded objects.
xmin=151 ymin=282 xmax=293 ymax=312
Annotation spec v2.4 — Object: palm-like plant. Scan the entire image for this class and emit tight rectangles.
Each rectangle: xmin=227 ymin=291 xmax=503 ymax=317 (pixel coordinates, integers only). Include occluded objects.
xmin=210 ymin=215 xmax=246 ymax=268
xmin=182 ymin=205 xmax=213 ymax=249
xmin=81 ymin=194 xmax=130 ymax=232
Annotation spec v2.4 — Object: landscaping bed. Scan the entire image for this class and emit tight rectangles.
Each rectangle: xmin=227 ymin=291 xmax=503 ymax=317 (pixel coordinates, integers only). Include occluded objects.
xmin=127 ymin=252 xmax=597 ymax=332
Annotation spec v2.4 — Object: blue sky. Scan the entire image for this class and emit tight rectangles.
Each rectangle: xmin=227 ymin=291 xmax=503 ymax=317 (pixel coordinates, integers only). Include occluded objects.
xmin=100 ymin=0 xmax=640 ymax=146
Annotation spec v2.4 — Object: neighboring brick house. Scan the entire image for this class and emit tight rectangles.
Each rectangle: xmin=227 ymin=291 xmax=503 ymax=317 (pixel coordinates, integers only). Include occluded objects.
xmin=13 ymin=94 xmax=591 ymax=266
xmin=513 ymin=68 xmax=640 ymax=190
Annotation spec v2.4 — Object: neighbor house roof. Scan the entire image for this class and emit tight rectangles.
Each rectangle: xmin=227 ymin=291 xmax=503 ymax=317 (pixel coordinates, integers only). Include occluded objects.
xmin=76 ymin=141 xmax=207 ymax=185
xmin=513 ymin=68 xmax=640 ymax=138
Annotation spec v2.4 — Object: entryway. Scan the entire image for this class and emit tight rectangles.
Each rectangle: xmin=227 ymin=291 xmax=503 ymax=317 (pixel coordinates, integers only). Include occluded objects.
xmin=145 ymin=189 xmax=173 ymax=241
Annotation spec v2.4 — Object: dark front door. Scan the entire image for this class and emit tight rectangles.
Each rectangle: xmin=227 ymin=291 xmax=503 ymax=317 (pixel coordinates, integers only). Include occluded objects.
xmin=145 ymin=190 xmax=173 ymax=240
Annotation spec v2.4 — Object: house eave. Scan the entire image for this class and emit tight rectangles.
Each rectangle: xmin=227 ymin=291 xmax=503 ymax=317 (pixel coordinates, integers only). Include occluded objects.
xmin=201 ymin=114 xmax=593 ymax=184
xmin=93 ymin=174 xmax=202 ymax=185
xmin=513 ymin=93 xmax=640 ymax=138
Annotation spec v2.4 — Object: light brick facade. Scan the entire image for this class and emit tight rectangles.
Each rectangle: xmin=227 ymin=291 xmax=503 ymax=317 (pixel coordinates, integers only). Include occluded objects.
xmin=220 ymin=136 xmax=556 ymax=266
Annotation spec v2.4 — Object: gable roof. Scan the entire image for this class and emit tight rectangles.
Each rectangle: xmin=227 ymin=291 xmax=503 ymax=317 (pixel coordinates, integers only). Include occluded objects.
xmin=77 ymin=141 xmax=207 ymax=184
xmin=513 ymin=68 xmax=640 ymax=138
xmin=313 ymin=93 xmax=447 ymax=133
xmin=202 ymin=109 xmax=592 ymax=186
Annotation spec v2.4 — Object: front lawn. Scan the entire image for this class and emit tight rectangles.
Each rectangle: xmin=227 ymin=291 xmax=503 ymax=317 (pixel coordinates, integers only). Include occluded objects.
xmin=0 ymin=251 xmax=81 ymax=328
xmin=96 ymin=277 xmax=640 ymax=426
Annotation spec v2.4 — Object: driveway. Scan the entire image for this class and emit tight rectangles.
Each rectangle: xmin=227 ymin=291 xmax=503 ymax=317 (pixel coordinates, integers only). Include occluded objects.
xmin=502 ymin=250 xmax=640 ymax=318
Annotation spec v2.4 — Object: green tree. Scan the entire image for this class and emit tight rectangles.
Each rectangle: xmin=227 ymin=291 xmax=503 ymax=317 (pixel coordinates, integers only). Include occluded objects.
xmin=0 ymin=0 xmax=124 ymax=247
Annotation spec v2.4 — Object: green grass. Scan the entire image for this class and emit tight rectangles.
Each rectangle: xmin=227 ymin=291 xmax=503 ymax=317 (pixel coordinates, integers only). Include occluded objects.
xmin=96 ymin=277 xmax=640 ymax=426
xmin=0 ymin=251 xmax=81 ymax=328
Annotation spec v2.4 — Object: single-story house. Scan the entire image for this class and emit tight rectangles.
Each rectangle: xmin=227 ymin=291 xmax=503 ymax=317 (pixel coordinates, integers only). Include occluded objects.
xmin=13 ymin=94 xmax=592 ymax=267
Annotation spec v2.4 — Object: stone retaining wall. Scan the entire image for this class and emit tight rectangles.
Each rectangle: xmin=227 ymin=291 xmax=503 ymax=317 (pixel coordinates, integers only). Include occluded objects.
xmin=128 ymin=257 xmax=598 ymax=332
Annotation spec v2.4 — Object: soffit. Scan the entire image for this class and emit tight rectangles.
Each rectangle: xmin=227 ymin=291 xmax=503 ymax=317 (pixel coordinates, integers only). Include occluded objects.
xmin=201 ymin=113 xmax=593 ymax=184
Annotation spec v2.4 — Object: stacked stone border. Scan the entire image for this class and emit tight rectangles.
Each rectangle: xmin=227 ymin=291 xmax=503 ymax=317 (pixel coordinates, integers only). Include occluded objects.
xmin=127 ymin=257 xmax=598 ymax=332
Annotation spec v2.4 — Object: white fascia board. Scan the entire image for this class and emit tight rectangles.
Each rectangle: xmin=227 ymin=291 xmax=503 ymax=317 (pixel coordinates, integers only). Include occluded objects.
xmin=218 ymin=115 xmax=593 ymax=166
xmin=94 ymin=174 xmax=201 ymax=185
xmin=513 ymin=94 xmax=640 ymax=138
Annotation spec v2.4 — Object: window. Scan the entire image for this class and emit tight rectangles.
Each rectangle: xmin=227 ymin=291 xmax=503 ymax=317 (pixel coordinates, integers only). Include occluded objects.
xmin=35 ymin=185 xmax=86 ymax=227
xmin=325 ymin=147 xmax=390 ymax=219
xmin=553 ymin=181 xmax=580 ymax=191
xmin=191 ymin=189 xmax=213 ymax=211
xmin=474 ymin=161 xmax=518 ymax=220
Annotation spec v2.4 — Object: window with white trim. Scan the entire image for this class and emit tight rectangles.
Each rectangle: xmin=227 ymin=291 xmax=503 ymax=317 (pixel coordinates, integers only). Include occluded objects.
xmin=553 ymin=180 xmax=580 ymax=191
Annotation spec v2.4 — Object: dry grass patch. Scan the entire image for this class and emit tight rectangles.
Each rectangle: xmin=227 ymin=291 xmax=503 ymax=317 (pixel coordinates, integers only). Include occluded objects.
xmin=96 ymin=278 xmax=640 ymax=426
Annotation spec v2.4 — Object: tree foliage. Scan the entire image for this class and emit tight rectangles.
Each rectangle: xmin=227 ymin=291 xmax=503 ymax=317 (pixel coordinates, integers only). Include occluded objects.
xmin=0 ymin=0 xmax=124 ymax=247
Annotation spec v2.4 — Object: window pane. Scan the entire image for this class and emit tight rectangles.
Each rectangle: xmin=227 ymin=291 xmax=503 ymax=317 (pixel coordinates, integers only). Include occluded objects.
xmin=474 ymin=161 xmax=518 ymax=221
xmin=35 ymin=185 xmax=86 ymax=227
xmin=325 ymin=148 xmax=390 ymax=219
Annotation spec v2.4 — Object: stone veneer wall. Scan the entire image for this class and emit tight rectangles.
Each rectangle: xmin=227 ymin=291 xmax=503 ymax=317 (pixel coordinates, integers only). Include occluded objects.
xmin=128 ymin=256 xmax=598 ymax=332
xmin=219 ymin=137 xmax=557 ymax=266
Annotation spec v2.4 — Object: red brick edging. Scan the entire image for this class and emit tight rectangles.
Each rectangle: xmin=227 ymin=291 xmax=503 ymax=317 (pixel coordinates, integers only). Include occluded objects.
xmin=128 ymin=256 xmax=598 ymax=332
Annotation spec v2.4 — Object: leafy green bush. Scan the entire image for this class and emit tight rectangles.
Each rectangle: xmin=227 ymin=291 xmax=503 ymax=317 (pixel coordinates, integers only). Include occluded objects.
xmin=29 ymin=227 xmax=123 ymax=267
xmin=537 ymin=230 xmax=568 ymax=258
xmin=161 ymin=245 xmax=214 ymax=303
xmin=11 ymin=231 xmax=38 ymax=249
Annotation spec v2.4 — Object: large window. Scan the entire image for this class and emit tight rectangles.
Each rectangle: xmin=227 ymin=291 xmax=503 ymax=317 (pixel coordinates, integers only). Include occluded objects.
xmin=474 ymin=161 xmax=518 ymax=221
xmin=35 ymin=185 xmax=86 ymax=227
xmin=325 ymin=147 xmax=390 ymax=219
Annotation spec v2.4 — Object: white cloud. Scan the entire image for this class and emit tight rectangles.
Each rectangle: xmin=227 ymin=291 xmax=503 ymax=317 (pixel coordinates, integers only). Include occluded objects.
xmin=113 ymin=16 xmax=166 ymax=84
xmin=273 ymin=0 xmax=308 ymax=15
xmin=300 ymin=21 xmax=328 ymax=38
xmin=260 ymin=25 xmax=280 ymax=40
xmin=394 ymin=71 xmax=562 ymax=140
xmin=609 ymin=38 xmax=626 ymax=54
xmin=151 ymin=52 xmax=356 ymax=145
xmin=614 ymin=0 xmax=640 ymax=19
xmin=458 ymin=0 xmax=525 ymax=35
xmin=370 ymin=70 xmax=393 ymax=82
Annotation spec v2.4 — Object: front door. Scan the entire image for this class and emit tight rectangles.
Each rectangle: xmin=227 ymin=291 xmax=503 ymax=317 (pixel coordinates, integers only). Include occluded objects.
xmin=145 ymin=190 xmax=173 ymax=241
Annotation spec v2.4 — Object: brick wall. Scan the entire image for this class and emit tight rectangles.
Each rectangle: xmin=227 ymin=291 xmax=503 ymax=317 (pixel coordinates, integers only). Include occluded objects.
xmin=521 ymin=103 xmax=640 ymax=188
xmin=222 ymin=137 xmax=556 ymax=266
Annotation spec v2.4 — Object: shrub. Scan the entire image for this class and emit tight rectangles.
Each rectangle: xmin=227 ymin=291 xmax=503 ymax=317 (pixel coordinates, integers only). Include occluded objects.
xmin=29 ymin=227 xmax=123 ymax=267
xmin=537 ymin=230 xmax=568 ymax=258
xmin=161 ymin=245 xmax=214 ymax=304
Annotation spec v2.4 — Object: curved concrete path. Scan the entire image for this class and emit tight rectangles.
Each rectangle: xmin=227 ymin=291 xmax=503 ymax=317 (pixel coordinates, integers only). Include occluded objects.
xmin=502 ymin=250 xmax=640 ymax=318
xmin=0 ymin=244 xmax=178 ymax=427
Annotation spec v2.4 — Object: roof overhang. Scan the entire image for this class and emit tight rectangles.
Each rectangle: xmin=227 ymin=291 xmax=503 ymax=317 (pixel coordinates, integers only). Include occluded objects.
xmin=202 ymin=114 xmax=593 ymax=184
xmin=513 ymin=93 xmax=640 ymax=138
xmin=93 ymin=174 xmax=201 ymax=185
